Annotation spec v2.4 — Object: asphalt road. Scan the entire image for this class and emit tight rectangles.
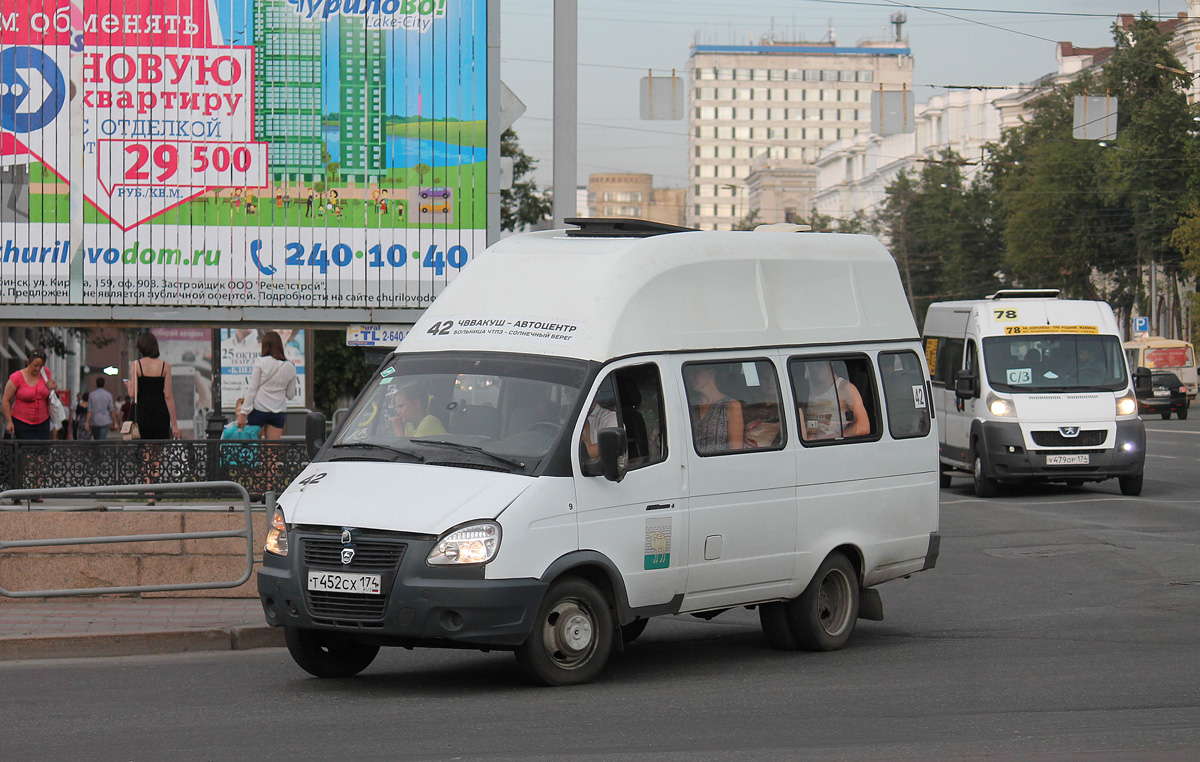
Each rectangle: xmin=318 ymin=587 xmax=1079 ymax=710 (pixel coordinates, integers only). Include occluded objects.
xmin=2 ymin=416 xmax=1198 ymax=762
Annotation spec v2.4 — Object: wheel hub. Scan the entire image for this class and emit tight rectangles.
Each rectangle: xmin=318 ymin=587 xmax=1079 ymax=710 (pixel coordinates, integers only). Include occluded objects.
xmin=543 ymin=599 xmax=595 ymax=667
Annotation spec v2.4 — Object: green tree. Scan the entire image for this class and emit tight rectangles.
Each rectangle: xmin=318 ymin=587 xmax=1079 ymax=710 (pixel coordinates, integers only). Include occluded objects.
xmin=877 ymin=153 xmax=1002 ymax=322
xmin=312 ymin=331 xmax=376 ymax=416
xmin=500 ymin=128 xmax=552 ymax=232
xmin=985 ymin=14 xmax=1194 ymax=326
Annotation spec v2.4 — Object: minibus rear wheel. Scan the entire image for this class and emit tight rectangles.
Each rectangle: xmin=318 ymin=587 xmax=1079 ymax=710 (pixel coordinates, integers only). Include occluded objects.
xmin=516 ymin=577 xmax=614 ymax=686
xmin=284 ymin=627 xmax=380 ymax=678
xmin=790 ymin=552 xmax=859 ymax=651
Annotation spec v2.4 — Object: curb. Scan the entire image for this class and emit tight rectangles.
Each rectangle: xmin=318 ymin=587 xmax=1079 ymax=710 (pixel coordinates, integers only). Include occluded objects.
xmin=0 ymin=626 xmax=284 ymax=661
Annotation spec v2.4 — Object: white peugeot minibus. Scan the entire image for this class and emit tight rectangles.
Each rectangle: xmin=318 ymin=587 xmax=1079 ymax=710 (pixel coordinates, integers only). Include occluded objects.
xmin=923 ymin=290 xmax=1146 ymax=498
xmin=258 ymin=220 xmax=941 ymax=685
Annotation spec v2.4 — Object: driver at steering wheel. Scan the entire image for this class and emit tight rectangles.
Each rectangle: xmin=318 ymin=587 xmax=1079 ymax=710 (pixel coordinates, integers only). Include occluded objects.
xmin=1075 ymin=344 xmax=1105 ymax=381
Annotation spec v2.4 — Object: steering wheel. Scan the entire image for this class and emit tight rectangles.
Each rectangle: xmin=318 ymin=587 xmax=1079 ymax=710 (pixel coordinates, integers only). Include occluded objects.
xmin=528 ymin=421 xmax=561 ymax=436
xmin=1078 ymin=367 xmax=1104 ymax=384
xmin=355 ymin=401 xmax=379 ymax=428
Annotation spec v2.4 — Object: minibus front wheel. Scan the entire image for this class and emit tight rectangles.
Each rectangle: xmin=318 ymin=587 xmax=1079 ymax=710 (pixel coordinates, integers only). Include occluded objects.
xmin=284 ymin=627 xmax=380 ymax=678
xmin=515 ymin=577 xmax=614 ymax=686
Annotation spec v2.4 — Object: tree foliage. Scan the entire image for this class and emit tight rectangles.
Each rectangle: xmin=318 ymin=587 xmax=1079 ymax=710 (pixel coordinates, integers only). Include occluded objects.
xmin=500 ymin=128 xmax=552 ymax=232
xmin=312 ymin=331 xmax=375 ymax=416
xmin=876 ymin=153 xmax=1003 ymax=323
xmin=983 ymin=13 xmax=1195 ymax=320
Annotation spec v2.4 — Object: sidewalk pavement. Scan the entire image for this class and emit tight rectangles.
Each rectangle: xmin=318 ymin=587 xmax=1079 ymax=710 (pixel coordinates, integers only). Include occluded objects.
xmin=0 ymin=598 xmax=281 ymax=661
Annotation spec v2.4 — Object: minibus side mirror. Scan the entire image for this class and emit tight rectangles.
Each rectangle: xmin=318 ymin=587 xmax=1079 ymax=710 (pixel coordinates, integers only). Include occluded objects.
xmin=954 ymin=370 xmax=978 ymax=400
xmin=597 ymin=427 xmax=628 ymax=483
xmin=305 ymin=411 xmax=327 ymax=459
xmin=1133 ymin=366 xmax=1152 ymax=395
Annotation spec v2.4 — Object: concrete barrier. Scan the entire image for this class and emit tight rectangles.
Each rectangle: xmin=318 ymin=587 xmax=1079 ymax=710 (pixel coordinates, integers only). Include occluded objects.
xmin=0 ymin=510 xmax=268 ymax=601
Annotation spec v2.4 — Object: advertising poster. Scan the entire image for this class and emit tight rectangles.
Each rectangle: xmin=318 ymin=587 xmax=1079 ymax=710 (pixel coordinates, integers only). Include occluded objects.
xmin=0 ymin=0 xmax=487 ymax=308
xmin=220 ymin=326 xmax=305 ymax=409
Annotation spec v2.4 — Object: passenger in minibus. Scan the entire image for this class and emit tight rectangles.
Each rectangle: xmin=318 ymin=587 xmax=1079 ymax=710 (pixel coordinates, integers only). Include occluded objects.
xmin=685 ymin=364 xmax=744 ymax=454
xmin=798 ymin=361 xmax=869 ymax=441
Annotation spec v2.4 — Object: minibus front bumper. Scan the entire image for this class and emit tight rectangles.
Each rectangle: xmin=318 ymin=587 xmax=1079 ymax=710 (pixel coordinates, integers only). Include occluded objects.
xmin=976 ymin=420 xmax=1145 ymax=481
xmin=257 ymin=529 xmax=547 ymax=649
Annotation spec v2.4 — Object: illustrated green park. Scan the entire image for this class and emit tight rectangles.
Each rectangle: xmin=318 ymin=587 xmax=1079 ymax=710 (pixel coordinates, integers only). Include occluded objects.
xmin=25 ymin=118 xmax=488 ymax=230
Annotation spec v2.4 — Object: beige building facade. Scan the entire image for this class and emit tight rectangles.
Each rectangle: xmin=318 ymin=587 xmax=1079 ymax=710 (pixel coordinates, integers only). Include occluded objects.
xmin=588 ymin=173 xmax=686 ymax=227
xmin=687 ymin=36 xmax=913 ymax=230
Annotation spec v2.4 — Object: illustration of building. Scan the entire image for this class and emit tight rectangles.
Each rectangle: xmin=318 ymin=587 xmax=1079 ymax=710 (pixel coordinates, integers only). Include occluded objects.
xmin=253 ymin=0 xmax=325 ymax=180
xmin=339 ymin=16 xmax=387 ymax=182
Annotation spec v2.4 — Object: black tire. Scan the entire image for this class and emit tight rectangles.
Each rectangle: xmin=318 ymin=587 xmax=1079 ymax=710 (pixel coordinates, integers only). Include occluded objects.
xmin=759 ymin=602 xmax=800 ymax=650
xmin=973 ymin=452 xmax=998 ymax=498
xmin=1065 ymin=479 xmax=1084 ymax=487
xmin=1119 ymin=474 xmax=1144 ymax=496
xmin=789 ymin=552 xmax=860 ymax=652
xmin=283 ymin=627 xmax=380 ymax=678
xmin=620 ymin=618 xmax=649 ymax=645
xmin=1179 ymin=406 xmax=1188 ymax=420
xmin=1161 ymin=412 xmax=1171 ymax=420
xmin=515 ymin=577 xmax=614 ymax=686
xmin=939 ymin=468 xmax=952 ymax=489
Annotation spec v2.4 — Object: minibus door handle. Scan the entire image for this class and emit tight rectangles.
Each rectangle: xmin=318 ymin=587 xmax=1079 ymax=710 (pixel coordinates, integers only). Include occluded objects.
xmin=646 ymin=503 xmax=673 ymax=511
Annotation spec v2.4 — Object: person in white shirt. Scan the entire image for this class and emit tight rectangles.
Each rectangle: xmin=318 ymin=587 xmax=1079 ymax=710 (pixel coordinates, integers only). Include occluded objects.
xmin=236 ymin=331 xmax=299 ymax=439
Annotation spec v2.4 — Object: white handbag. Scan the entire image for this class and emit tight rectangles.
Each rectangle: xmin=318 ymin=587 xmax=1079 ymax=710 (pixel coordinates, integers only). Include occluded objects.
xmin=41 ymin=369 xmax=67 ymax=427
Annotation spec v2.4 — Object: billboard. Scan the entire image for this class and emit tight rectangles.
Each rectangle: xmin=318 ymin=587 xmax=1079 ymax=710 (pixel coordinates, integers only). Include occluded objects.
xmin=0 ymin=0 xmax=487 ymax=310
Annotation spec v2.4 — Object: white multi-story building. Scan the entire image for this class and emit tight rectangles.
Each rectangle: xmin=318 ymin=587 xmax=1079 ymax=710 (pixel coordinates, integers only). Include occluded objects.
xmin=814 ymin=3 xmax=1200 ymax=224
xmin=687 ymin=35 xmax=913 ymax=230
xmin=812 ymin=87 xmax=1015 ymax=222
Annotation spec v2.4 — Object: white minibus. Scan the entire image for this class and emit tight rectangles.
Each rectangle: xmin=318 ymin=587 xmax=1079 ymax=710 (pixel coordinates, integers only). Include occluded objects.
xmin=924 ymin=290 xmax=1146 ymax=498
xmin=258 ymin=220 xmax=941 ymax=685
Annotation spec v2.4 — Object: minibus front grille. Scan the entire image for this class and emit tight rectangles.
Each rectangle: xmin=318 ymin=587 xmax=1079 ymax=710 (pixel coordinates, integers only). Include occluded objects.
xmin=306 ymin=591 xmax=388 ymax=621
xmin=1031 ymin=430 xmax=1107 ymax=448
xmin=302 ymin=537 xmax=407 ymax=571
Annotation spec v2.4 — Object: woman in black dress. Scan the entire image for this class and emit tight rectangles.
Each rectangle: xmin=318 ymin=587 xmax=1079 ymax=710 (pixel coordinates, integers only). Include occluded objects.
xmin=127 ymin=331 xmax=180 ymax=440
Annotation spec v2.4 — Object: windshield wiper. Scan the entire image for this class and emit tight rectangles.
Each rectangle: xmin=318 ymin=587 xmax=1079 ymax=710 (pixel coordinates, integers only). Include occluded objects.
xmin=330 ymin=442 xmax=425 ymax=463
xmin=415 ymin=439 xmax=526 ymax=470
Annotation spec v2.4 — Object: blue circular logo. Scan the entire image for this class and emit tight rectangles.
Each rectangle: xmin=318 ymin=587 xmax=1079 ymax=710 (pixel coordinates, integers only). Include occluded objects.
xmin=0 ymin=47 xmax=67 ymax=134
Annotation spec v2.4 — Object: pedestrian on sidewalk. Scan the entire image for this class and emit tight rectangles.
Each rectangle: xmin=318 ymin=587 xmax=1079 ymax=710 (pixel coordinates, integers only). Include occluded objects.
xmin=73 ymin=392 xmax=90 ymax=440
xmin=127 ymin=332 xmax=180 ymax=441
xmin=3 ymin=348 xmax=56 ymax=440
xmin=236 ymin=330 xmax=299 ymax=440
xmin=86 ymin=377 xmax=116 ymax=440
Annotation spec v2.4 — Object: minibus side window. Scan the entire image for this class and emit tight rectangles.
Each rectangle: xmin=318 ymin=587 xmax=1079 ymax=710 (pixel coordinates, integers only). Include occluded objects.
xmin=789 ymin=355 xmax=882 ymax=445
xmin=879 ymin=351 xmax=932 ymax=439
xmin=933 ymin=337 xmax=965 ymax=386
xmin=580 ymin=364 xmax=667 ymax=472
xmin=682 ymin=360 xmax=784 ymax=456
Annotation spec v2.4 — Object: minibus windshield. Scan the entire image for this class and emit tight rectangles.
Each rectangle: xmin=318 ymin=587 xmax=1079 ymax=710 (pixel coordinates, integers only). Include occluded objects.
xmin=329 ymin=352 xmax=592 ymax=474
xmin=982 ymin=334 xmax=1128 ymax=393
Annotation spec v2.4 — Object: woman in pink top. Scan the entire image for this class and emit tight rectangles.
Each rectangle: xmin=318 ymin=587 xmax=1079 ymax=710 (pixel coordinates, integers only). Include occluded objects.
xmin=2 ymin=348 xmax=57 ymax=439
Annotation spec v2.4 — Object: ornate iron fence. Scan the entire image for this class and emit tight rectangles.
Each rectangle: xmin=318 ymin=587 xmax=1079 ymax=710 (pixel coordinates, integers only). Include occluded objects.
xmin=0 ymin=439 xmax=308 ymax=498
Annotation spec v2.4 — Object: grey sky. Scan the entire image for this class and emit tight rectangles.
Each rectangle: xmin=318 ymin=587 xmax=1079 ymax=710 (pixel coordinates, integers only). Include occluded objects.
xmin=499 ymin=1 xmax=1188 ymax=190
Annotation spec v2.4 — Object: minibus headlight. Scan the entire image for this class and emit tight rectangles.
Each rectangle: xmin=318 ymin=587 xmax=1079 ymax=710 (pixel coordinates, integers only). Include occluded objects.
xmin=428 ymin=522 xmax=501 ymax=566
xmin=1116 ymin=392 xmax=1138 ymax=417
xmin=986 ymin=393 xmax=1016 ymax=417
xmin=265 ymin=507 xmax=289 ymax=557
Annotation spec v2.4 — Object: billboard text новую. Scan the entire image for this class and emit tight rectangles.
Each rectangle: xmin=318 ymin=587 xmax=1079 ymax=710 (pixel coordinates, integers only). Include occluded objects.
xmin=0 ymin=0 xmax=487 ymax=310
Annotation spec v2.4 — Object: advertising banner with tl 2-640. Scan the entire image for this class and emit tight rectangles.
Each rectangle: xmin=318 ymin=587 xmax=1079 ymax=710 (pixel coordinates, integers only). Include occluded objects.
xmin=0 ymin=0 xmax=487 ymax=309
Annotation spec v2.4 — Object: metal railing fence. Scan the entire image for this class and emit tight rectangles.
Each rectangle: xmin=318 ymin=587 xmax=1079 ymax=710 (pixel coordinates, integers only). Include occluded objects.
xmin=0 ymin=482 xmax=267 ymax=598
xmin=0 ymin=439 xmax=308 ymax=497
